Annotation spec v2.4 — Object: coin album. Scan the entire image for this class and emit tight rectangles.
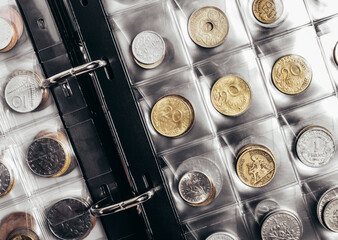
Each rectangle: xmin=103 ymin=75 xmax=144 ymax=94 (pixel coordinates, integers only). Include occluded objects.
xmin=0 ymin=0 xmax=337 ymax=239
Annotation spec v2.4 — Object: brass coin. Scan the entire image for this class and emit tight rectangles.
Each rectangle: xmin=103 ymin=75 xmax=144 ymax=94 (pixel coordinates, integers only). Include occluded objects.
xmin=151 ymin=95 xmax=194 ymax=137
xmin=0 ymin=162 xmax=15 ymax=198
xmin=236 ymin=145 xmax=276 ymax=187
xmin=211 ymin=75 xmax=251 ymax=116
xmin=0 ymin=18 xmax=18 ymax=53
xmin=188 ymin=6 xmax=229 ymax=48
xmin=252 ymin=0 xmax=284 ymax=24
xmin=272 ymin=54 xmax=312 ymax=95
xmin=236 ymin=144 xmax=274 ymax=160
xmin=7 ymin=228 xmax=39 ymax=240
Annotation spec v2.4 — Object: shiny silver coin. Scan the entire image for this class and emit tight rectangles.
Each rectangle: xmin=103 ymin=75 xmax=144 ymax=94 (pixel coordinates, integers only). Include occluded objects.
xmin=131 ymin=31 xmax=165 ymax=65
xmin=206 ymin=232 xmax=238 ymax=240
xmin=317 ymin=187 xmax=338 ymax=228
xmin=0 ymin=162 xmax=12 ymax=197
xmin=323 ymin=199 xmax=338 ymax=232
xmin=334 ymin=41 xmax=338 ymax=66
xmin=0 ymin=18 xmax=13 ymax=50
xmin=254 ymin=199 xmax=280 ymax=222
xmin=296 ymin=127 xmax=335 ymax=167
xmin=5 ymin=71 xmax=44 ymax=113
xmin=47 ymin=198 xmax=94 ymax=240
xmin=261 ymin=210 xmax=303 ymax=240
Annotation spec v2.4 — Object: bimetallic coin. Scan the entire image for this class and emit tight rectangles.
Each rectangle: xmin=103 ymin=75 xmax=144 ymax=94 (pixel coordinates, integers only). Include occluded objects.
xmin=178 ymin=171 xmax=215 ymax=206
xmin=7 ymin=228 xmax=39 ymax=240
xmin=0 ymin=162 xmax=14 ymax=198
xmin=0 ymin=212 xmax=36 ymax=240
xmin=206 ymin=232 xmax=238 ymax=240
xmin=272 ymin=54 xmax=312 ymax=95
xmin=334 ymin=41 xmax=338 ymax=66
xmin=188 ymin=7 xmax=229 ymax=48
xmin=323 ymin=199 xmax=338 ymax=232
xmin=296 ymin=126 xmax=335 ymax=167
xmin=236 ymin=145 xmax=276 ymax=188
xmin=261 ymin=210 xmax=303 ymax=240
xmin=211 ymin=75 xmax=251 ymax=116
xmin=0 ymin=18 xmax=15 ymax=51
xmin=252 ymin=0 xmax=284 ymax=24
xmin=317 ymin=187 xmax=338 ymax=228
xmin=151 ymin=95 xmax=194 ymax=137
xmin=47 ymin=198 xmax=96 ymax=240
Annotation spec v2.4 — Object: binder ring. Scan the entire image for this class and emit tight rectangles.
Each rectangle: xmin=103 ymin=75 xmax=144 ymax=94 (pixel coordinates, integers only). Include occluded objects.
xmin=90 ymin=189 xmax=155 ymax=217
xmin=42 ymin=59 xmax=107 ymax=88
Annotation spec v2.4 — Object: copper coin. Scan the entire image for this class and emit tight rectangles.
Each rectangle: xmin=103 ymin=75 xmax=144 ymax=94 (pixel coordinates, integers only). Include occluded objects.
xmin=0 ymin=212 xmax=36 ymax=240
xmin=6 ymin=228 xmax=39 ymax=240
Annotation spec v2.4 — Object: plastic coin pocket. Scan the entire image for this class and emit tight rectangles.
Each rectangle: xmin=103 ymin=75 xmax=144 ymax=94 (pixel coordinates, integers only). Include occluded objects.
xmin=102 ymin=0 xmax=156 ymax=15
xmin=305 ymin=0 xmax=338 ymax=22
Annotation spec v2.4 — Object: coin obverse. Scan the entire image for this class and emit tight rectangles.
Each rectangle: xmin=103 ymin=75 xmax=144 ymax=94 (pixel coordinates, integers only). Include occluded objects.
xmin=188 ymin=6 xmax=229 ymax=48
xmin=252 ymin=0 xmax=284 ymax=25
xmin=206 ymin=232 xmax=238 ymax=240
xmin=296 ymin=126 xmax=335 ymax=167
xmin=334 ymin=41 xmax=338 ymax=66
xmin=7 ymin=228 xmax=40 ymax=240
xmin=0 ymin=162 xmax=14 ymax=198
xmin=272 ymin=54 xmax=312 ymax=95
xmin=47 ymin=198 xmax=95 ymax=240
xmin=261 ymin=210 xmax=303 ymax=240
xmin=0 ymin=17 xmax=15 ymax=52
xmin=151 ymin=95 xmax=194 ymax=137
xmin=211 ymin=75 xmax=251 ymax=116
xmin=317 ymin=186 xmax=338 ymax=228
xmin=323 ymin=199 xmax=338 ymax=232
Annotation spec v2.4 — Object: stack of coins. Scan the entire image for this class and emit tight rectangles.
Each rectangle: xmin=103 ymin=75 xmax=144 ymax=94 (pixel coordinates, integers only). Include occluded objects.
xmin=236 ymin=144 xmax=276 ymax=188
xmin=295 ymin=125 xmax=335 ymax=167
xmin=5 ymin=70 xmax=49 ymax=113
xmin=188 ymin=6 xmax=229 ymax=48
xmin=0 ymin=162 xmax=15 ymax=198
xmin=178 ymin=171 xmax=216 ymax=206
xmin=206 ymin=232 xmax=238 ymax=240
xmin=211 ymin=75 xmax=252 ymax=116
xmin=131 ymin=31 xmax=165 ymax=69
xmin=47 ymin=198 xmax=96 ymax=240
xmin=317 ymin=186 xmax=338 ymax=232
xmin=151 ymin=95 xmax=195 ymax=138
xmin=26 ymin=131 xmax=75 ymax=178
xmin=252 ymin=0 xmax=284 ymax=26
xmin=334 ymin=41 xmax=338 ymax=66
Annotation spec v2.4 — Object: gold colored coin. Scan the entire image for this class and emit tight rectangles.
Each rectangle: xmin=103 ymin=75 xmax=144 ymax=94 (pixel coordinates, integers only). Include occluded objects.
xmin=252 ymin=0 xmax=284 ymax=24
xmin=236 ymin=145 xmax=276 ymax=187
xmin=151 ymin=95 xmax=194 ymax=137
xmin=272 ymin=54 xmax=312 ymax=95
xmin=236 ymin=144 xmax=274 ymax=160
xmin=188 ymin=6 xmax=229 ymax=48
xmin=211 ymin=75 xmax=251 ymax=116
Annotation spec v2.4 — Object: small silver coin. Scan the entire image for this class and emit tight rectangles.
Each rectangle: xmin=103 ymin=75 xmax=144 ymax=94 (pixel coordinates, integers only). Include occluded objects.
xmin=296 ymin=127 xmax=335 ymax=167
xmin=178 ymin=171 xmax=213 ymax=206
xmin=254 ymin=199 xmax=280 ymax=222
xmin=261 ymin=210 xmax=303 ymax=240
xmin=5 ymin=71 xmax=44 ymax=113
xmin=0 ymin=162 xmax=12 ymax=197
xmin=206 ymin=232 xmax=238 ymax=240
xmin=0 ymin=18 xmax=13 ymax=50
xmin=131 ymin=31 xmax=165 ymax=65
xmin=317 ymin=187 xmax=338 ymax=228
xmin=334 ymin=41 xmax=338 ymax=66
xmin=323 ymin=199 xmax=338 ymax=232
xmin=47 ymin=198 xmax=94 ymax=240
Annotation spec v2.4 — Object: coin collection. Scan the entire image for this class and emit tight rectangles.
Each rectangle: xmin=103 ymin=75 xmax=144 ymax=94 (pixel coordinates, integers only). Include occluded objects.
xmin=316 ymin=187 xmax=338 ymax=233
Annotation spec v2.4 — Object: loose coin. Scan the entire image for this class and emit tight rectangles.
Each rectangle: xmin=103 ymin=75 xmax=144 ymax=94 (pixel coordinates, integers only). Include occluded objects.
xmin=211 ymin=75 xmax=251 ymax=116
xmin=317 ymin=186 xmax=338 ymax=228
xmin=0 ymin=162 xmax=14 ymax=198
xmin=188 ymin=6 xmax=229 ymax=48
xmin=272 ymin=54 xmax=312 ymax=95
xmin=0 ymin=212 xmax=36 ymax=240
xmin=323 ymin=199 xmax=338 ymax=232
xmin=252 ymin=0 xmax=284 ymax=24
xmin=334 ymin=41 xmax=338 ymax=66
xmin=236 ymin=145 xmax=276 ymax=188
xmin=5 ymin=71 xmax=48 ymax=113
xmin=178 ymin=171 xmax=215 ymax=206
xmin=296 ymin=126 xmax=335 ymax=167
xmin=7 ymin=228 xmax=39 ymax=240
xmin=261 ymin=210 xmax=303 ymax=240
xmin=206 ymin=232 xmax=238 ymax=240
xmin=47 ymin=198 xmax=96 ymax=240
xmin=151 ymin=95 xmax=194 ymax=137
xmin=0 ymin=17 xmax=17 ymax=52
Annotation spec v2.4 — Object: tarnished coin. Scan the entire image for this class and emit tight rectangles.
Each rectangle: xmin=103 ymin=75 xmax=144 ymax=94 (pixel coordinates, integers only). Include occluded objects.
xmin=272 ymin=54 xmax=312 ymax=95
xmin=252 ymin=0 xmax=284 ymax=24
xmin=261 ymin=210 xmax=303 ymax=240
xmin=317 ymin=186 xmax=338 ymax=228
xmin=47 ymin=198 xmax=95 ymax=240
xmin=151 ymin=95 xmax=194 ymax=137
xmin=236 ymin=145 xmax=276 ymax=188
xmin=5 ymin=71 xmax=48 ymax=113
xmin=296 ymin=126 xmax=335 ymax=168
xmin=0 ymin=212 xmax=36 ymax=240
xmin=334 ymin=41 xmax=338 ymax=66
xmin=206 ymin=232 xmax=238 ymax=240
xmin=188 ymin=7 xmax=229 ymax=48
xmin=7 ymin=228 xmax=39 ymax=240
xmin=178 ymin=171 xmax=215 ymax=206
xmin=211 ymin=75 xmax=251 ymax=116
xmin=0 ymin=18 xmax=16 ymax=52
xmin=0 ymin=162 xmax=14 ymax=198
xmin=323 ymin=199 xmax=338 ymax=232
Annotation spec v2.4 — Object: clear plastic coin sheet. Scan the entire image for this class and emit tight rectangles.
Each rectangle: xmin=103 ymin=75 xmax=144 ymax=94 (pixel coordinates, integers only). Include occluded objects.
xmin=305 ymin=0 xmax=338 ymax=22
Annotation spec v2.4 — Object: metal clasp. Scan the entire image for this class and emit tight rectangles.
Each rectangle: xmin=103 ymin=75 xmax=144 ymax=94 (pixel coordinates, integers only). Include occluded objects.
xmin=90 ymin=189 xmax=155 ymax=217
xmin=42 ymin=59 xmax=107 ymax=88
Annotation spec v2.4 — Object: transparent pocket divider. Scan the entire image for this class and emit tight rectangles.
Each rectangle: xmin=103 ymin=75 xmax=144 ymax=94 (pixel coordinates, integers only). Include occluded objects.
xmin=304 ymin=0 xmax=338 ymax=22
xmin=102 ymin=0 xmax=158 ymax=16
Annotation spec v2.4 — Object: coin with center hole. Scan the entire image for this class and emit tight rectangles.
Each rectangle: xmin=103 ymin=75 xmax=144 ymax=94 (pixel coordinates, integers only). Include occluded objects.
xmin=206 ymin=232 xmax=239 ymax=240
xmin=323 ymin=199 xmax=338 ymax=232
xmin=252 ymin=0 xmax=284 ymax=24
xmin=317 ymin=187 xmax=338 ymax=228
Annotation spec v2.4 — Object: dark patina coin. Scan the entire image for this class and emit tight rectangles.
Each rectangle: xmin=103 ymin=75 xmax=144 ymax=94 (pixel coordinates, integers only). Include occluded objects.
xmin=7 ymin=228 xmax=39 ymax=240
xmin=0 ymin=162 xmax=14 ymax=197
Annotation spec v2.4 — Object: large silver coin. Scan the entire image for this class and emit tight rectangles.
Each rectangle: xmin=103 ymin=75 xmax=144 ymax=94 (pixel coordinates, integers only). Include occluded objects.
xmin=0 ymin=162 xmax=13 ymax=197
xmin=334 ymin=41 xmax=338 ymax=66
xmin=5 ymin=71 xmax=44 ymax=113
xmin=0 ymin=18 xmax=13 ymax=50
xmin=261 ymin=210 xmax=303 ymax=240
xmin=323 ymin=199 xmax=338 ymax=232
xmin=296 ymin=126 xmax=335 ymax=167
xmin=317 ymin=187 xmax=338 ymax=228
xmin=206 ymin=232 xmax=238 ymax=240
xmin=131 ymin=31 xmax=165 ymax=65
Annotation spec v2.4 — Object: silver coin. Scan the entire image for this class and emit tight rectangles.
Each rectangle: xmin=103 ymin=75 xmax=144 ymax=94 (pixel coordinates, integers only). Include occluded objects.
xmin=178 ymin=171 xmax=214 ymax=206
xmin=323 ymin=199 xmax=338 ymax=232
xmin=206 ymin=232 xmax=238 ymax=240
xmin=131 ymin=31 xmax=165 ymax=65
xmin=5 ymin=71 xmax=44 ymax=113
xmin=296 ymin=127 xmax=335 ymax=167
xmin=317 ymin=187 xmax=338 ymax=228
xmin=47 ymin=198 xmax=94 ymax=240
xmin=261 ymin=210 xmax=303 ymax=240
xmin=334 ymin=41 xmax=338 ymax=66
xmin=254 ymin=199 xmax=280 ymax=222
xmin=0 ymin=162 xmax=12 ymax=197
xmin=0 ymin=18 xmax=13 ymax=50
